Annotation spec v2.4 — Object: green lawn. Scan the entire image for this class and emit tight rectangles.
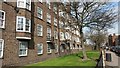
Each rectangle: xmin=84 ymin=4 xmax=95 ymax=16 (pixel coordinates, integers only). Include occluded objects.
xmin=23 ymin=51 xmax=100 ymax=68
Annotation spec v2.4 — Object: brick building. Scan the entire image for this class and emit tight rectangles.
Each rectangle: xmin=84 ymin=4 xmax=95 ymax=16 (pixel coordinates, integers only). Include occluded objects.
xmin=0 ymin=0 xmax=81 ymax=67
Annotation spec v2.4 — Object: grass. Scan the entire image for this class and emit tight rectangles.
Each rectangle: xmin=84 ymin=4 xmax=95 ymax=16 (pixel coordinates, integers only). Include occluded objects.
xmin=23 ymin=51 xmax=100 ymax=68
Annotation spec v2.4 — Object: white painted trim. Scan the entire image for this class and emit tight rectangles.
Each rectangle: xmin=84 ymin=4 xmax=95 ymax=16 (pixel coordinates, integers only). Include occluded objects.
xmin=0 ymin=39 xmax=4 ymax=58
xmin=0 ymin=10 xmax=5 ymax=29
xmin=16 ymin=37 xmax=31 ymax=40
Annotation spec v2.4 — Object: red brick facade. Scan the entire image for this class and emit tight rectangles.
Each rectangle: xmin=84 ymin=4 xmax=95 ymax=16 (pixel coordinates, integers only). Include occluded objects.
xmin=0 ymin=1 xmax=81 ymax=67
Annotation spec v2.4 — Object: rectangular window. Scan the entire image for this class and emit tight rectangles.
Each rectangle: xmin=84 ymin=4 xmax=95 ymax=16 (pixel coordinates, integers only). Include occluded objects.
xmin=47 ymin=28 xmax=51 ymax=40
xmin=37 ymin=43 xmax=43 ymax=54
xmin=39 ymin=0 xmax=42 ymax=3
xmin=16 ymin=16 xmax=31 ymax=33
xmin=55 ymin=44 xmax=58 ymax=53
xmin=53 ymin=4 xmax=57 ymax=14
xmin=26 ymin=0 xmax=31 ymax=10
xmin=0 ymin=39 xmax=4 ymax=58
xmin=19 ymin=41 xmax=28 ymax=56
xmin=0 ymin=10 xmax=5 ymax=28
xmin=47 ymin=44 xmax=52 ymax=53
xmin=37 ymin=7 xmax=43 ymax=19
xmin=16 ymin=16 xmax=24 ymax=31
xmin=54 ymin=29 xmax=58 ymax=39
xmin=47 ymin=13 xmax=51 ymax=23
xmin=25 ymin=19 xmax=31 ymax=32
xmin=54 ymin=18 xmax=57 ymax=26
xmin=46 ymin=0 xmax=50 ymax=9
xmin=17 ymin=0 xmax=31 ymax=10
xmin=37 ymin=24 xmax=43 ymax=36
xmin=60 ymin=32 xmax=65 ymax=40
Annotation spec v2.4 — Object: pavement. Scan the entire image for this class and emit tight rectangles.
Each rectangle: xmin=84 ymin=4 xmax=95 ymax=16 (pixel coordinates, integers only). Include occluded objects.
xmin=104 ymin=50 xmax=119 ymax=68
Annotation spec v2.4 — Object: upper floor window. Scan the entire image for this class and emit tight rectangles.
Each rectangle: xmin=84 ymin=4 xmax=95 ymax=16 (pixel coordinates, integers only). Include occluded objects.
xmin=0 ymin=10 xmax=5 ymax=28
xmin=37 ymin=7 xmax=43 ymax=19
xmin=38 ymin=0 xmax=42 ymax=3
xmin=47 ymin=44 xmax=52 ymax=53
xmin=16 ymin=16 xmax=31 ymax=33
xmin=46 ymin=0 xmax=50 ymax=9
xmin=37 ymin=43 xmax=43 ymax=54
xmin=47 ymin=28 xmax=51 ymax=40
xmin=53 ymin=4 xmax=57 ymax=14
xmin=54 ymin=29 xmax=58 ymax=39
xmin=54 ymin=18 xmax=57 ymax=26
xmin=19 ymin=41 xmax=28 ymax=56
xmin=47 ymin=13 xmax=51 ymax=23
xmin=59 ymin=21 xmax=64 ymax=28
xmin=37 ymin=24 xmax=43 ymax=36
xmin=17 ymin=0 xmax=31 ymax=10
xmin=60 ymin=32 xmax=65 ymax=40
xmin=0 ymin=39 xmax=4 ymax=58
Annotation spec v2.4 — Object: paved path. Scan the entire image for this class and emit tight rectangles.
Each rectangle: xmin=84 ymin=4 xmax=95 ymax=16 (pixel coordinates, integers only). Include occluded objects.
xmin=105 ymin=50 xmax=119 ymax=68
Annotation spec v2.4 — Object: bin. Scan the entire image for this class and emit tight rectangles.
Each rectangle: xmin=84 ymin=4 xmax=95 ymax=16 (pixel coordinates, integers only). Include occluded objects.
xmin=106 ymin=53 xmax=112 ymax=62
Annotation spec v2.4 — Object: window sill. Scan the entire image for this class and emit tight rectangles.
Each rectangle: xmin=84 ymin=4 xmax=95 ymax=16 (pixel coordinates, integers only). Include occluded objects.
xmin=19 ymin=55 xmax=27 ymax=57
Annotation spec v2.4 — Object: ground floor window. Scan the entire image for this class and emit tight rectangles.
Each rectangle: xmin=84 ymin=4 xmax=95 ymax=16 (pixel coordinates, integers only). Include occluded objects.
xmin=0 ymin=39 xmax=4 ymax=58
xmin=19 ymin=41 xmax=28 ymax=56
xmin=47 ymin=44 xmax=52 ymax=53
xmin=37 ymin=43 xmax=43 ymax=54
xmin=55 ymin=44 xmax=58 ymax=53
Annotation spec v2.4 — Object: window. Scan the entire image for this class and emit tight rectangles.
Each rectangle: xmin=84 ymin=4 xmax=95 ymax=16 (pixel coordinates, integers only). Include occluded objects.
xmin=55 ymin=44 xmax=58 ymax=53
xmin=59 ymin=21 xmax=64 ymax=28
xmin=37 ymin=7 xmax=43 ymax=19
xmin=19 ymin=41 xmax=28 ymax=56
xmin=54 ymin=18 xmax=57 ymax=26
xmin=54 ymin=29 xmax=58 ymax=39
xmin=26 ymin=0 xmax=31 ymax=10
xmin=0 ymin=39 xmax=4 ymax=58
xmin=0 ymin=10 xmax=5 ymax=28
xmin=38 ymin=0 xmax=42 ymax=3
xmin=65 ymin=32 xmax=69 ymax=39
xmin=37 ymin=24 xmax=43 ymax=36
xmin=60 ymin=32 xmax=65 ymax=40
xmin=25 ymin=19 xmax=31 ymax=32
xmin=16 ymin=16 xmax=31 ymax=33
xmin=47 ymin=44 xmax=52 ymax=53
xmin=47 ymin=13 xmax=51 ymax=23
xmin=46 ymin=0 xmax=50 ymax=9
xmin=37 ymin=43 xmax=43 ymax=54
xmin=47 ymin=28 xmax=51 ymax=40
xmin=53 ymin=4 xmax=57 ymax=14
xmin=47 ymin=14 xmax=50 ymax=23
xmin=17 ymin=0 xmax=31 ymax=10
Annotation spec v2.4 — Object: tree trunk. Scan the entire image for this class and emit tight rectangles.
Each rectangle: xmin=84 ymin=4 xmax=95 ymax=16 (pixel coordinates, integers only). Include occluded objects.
xmin=80 ymin=28 xmax=87 ymax=60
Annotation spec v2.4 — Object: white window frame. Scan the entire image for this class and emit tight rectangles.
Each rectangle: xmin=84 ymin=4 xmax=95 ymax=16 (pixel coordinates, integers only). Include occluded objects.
xmin=54 ymin=18 xmax=57 ymax=26
xmin=16 ymin=16 xmax=31 ymax=33
xmin=60 ymin=32 xmax=65 ymax=40
xmin=37 ymin=43 xmax=43 ymax=54
xmin=0 ymin=10 xmax=5 ymax=28
xmin=0 ymin=39 xmax=4 ymax=58
xmin=37 ymin=7 xmax=43 ymax=19
xmin=47 ymin=44 xmax=52 ymax=53
xmin=25 ymin=18 xmax=31 ymax=32
xmin=47 ymin=27 xmax=51 ymax=39
xmin=38 ymin=0 xmax=42 ymax=3
xmin=17 ymin=0 xmax=31 ymax=10
xmin=55 ymin=44 xmax=58 ymax=53
xmin=47 ymin=13 xmax=51 ymax=23
xmin=19 ymin=41 xmax=28 ymax=56
xmin=46 ymin=0 xmax=51 ymax=9
xmin=37 ymin=24 xmax=43 ymax=36
xmin=54 ymin=30 xmax=58 ymax=39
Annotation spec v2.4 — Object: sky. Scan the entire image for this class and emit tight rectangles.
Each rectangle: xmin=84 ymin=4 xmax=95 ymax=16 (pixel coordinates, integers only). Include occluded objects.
xmin=108 ymin=2 xmax=118 ymax=35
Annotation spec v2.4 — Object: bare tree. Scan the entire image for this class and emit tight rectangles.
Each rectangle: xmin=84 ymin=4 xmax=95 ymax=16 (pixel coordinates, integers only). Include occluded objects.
xmin=86 ymin=29 xmax=108 ymax=50
xmin=67 ymin=1 xmax=117 ymax=60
